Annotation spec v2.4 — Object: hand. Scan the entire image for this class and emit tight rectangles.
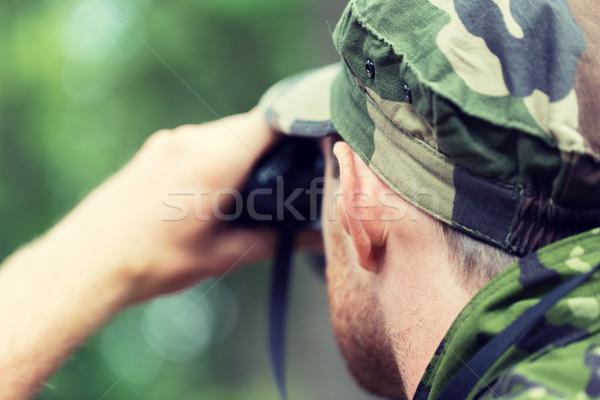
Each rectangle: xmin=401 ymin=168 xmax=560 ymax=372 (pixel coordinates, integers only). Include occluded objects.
xmin=40 ymin=108 xmax=281 ymax=304
xmin=0 ymin=108 xmax=324 ymax=400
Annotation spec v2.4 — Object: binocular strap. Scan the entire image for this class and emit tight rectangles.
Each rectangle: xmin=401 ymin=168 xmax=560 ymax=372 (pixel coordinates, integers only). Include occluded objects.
xmin=268 ymin=227 xmax=297 ymax=400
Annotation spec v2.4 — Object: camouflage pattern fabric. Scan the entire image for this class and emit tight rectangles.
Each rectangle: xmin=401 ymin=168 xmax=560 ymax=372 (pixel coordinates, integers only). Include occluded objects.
xmin=260 ymin=0 xmax=600 ymax=256
xmin=414 ymin=227 xmax=600 ymax=399
xmin=330 ymin=0 xmax=600 ymax=256
xmin=257 ymin=1 xmax=600 ymax=398
xmin=260 ymin=63 xmax=339 ymax=137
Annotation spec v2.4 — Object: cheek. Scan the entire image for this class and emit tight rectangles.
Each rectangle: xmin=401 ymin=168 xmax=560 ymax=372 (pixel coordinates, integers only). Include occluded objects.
xmin=321 ymin=146 xmax=352 ymax=301
xmin=322 ymin=169 xmax=343 ymax=274
xmin=322 ymin=195 xmax=353 ymax=311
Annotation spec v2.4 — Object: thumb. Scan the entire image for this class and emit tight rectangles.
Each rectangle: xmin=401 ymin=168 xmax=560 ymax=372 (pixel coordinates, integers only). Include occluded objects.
xmin=207 ymin=227 xmax=278 ymax=271
xmin=201 ymin=227 xmax=324 ymax=278
xmin=216 ymin=227 xmax=323 ymax=264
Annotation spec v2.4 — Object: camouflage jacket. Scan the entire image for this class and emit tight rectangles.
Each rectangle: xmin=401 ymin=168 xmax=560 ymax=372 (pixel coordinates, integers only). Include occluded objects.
xmin=415 ymin=227 xmax=600 ymax=399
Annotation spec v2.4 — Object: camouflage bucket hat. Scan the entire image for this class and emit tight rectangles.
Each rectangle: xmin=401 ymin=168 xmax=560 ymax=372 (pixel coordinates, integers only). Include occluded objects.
xmin=259 ymin=0 xmax=600 ymax=256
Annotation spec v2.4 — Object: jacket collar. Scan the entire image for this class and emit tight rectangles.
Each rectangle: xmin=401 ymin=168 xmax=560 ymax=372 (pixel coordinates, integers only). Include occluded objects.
xmin=414 ymin=228 xmax=600 ymax=399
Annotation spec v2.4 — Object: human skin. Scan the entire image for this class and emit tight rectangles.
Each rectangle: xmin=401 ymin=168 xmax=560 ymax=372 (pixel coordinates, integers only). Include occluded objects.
xmin=0 ymin=109 xmax=474 ymax=400
xmin=0 ymin=108 xmax=297 ymax=400
xmin=321 ymin=137 xmax=476 ymax=399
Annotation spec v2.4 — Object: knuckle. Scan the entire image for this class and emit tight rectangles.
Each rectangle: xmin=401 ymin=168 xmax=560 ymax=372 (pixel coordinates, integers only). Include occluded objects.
xmin=145 ymin=129 xmax=171 ymax=147
xmin=143 ymin=129 xmax=183 ymax=156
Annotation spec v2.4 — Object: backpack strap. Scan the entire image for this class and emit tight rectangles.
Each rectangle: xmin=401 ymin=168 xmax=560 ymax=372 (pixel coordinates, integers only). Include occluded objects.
xmin=437 ymin=258 xmax=600 ymax=399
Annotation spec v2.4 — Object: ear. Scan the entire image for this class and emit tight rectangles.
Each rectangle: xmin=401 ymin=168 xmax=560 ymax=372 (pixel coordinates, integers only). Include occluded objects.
xmin=333 ymin=142 xmax=387 ymax=273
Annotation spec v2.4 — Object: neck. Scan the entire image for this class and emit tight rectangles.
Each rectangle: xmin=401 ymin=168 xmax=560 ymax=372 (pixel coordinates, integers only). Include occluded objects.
xmin=377 ymin=235 xmax=474 ymax=398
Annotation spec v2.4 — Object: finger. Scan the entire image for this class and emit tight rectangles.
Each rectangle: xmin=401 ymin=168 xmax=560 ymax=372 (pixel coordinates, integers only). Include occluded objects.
xmin=210 ymin=227 xmax=278 ymax=267
xmin=203 ymin=227 xmax=323 ymax=278
xmin=219 ymin=227 xmax=323 ymax=262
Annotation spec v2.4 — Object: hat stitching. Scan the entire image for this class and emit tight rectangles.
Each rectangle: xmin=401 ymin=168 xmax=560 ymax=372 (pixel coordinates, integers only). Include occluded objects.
xmin=346 ymin=0 xmax=553 ymax=140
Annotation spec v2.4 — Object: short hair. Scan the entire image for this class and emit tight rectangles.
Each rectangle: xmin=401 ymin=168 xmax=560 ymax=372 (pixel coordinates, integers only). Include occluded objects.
xmin=328 ymin=135 xmax=519 ymax=291
xmin=440 ymin=222 xmax=519 ymax=293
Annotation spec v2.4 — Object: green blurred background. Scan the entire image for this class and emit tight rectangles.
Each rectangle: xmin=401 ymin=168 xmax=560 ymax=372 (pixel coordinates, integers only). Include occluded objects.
xmin=0 ymin=0 xmax=377 ymax=399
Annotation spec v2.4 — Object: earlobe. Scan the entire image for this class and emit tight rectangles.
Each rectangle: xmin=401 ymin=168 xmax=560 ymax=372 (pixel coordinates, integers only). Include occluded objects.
xmin=334 ymin=142 xmax=385 ymax=273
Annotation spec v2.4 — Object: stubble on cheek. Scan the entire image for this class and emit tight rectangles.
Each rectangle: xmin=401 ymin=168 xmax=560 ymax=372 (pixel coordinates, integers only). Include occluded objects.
xmin=325 ymin=218 xmax=405 ymax=399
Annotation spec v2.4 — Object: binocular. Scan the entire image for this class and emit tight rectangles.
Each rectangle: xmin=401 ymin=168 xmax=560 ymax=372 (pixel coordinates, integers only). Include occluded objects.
xmin=231 ymin=135 xmax=326 ymax=399
xmin=232 ymin=135 xmax=324 ymax=231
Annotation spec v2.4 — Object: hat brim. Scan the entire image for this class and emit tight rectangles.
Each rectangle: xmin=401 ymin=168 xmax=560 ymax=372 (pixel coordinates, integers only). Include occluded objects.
xmin=258 ymin=63 xmax=340 ymax=137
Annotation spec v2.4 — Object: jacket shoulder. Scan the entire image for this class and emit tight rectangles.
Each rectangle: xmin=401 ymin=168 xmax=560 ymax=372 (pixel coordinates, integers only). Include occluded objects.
xmin=475 ymin=334 xmax=600 ymax=399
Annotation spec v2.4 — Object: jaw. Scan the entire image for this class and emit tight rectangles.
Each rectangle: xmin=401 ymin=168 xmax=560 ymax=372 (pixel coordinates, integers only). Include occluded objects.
xmin=325 ymin=226 xmax=406 ymax=399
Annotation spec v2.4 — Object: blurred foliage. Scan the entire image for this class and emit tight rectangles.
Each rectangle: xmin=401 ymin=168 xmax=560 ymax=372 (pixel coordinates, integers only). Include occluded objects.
xmin=0 ymin=0 xmax=375 ymax=399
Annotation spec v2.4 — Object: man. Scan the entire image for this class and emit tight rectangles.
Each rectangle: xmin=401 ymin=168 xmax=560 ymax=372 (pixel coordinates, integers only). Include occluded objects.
xmin=1 ymin=1 xmax=599 ymax=400
xmin=255 ymin=0 xmax=600 ymax=398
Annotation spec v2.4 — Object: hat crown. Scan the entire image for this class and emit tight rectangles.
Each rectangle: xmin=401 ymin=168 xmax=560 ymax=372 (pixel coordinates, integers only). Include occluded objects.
xmin=331 ymin=0 xmax=600 ymax=254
